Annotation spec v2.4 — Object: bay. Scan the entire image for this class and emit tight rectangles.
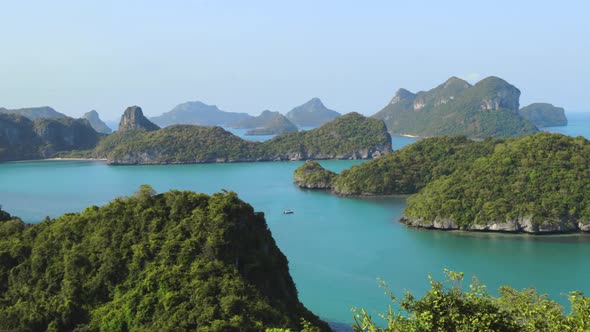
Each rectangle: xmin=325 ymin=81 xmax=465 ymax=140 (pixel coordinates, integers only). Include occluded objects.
xmin=0 ymin=113 xmax=589 ymax=329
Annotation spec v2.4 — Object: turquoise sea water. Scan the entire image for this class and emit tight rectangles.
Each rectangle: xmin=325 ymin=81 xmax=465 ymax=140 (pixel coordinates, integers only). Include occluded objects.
xmin=0 ymin=113 xmax=589 ymax=329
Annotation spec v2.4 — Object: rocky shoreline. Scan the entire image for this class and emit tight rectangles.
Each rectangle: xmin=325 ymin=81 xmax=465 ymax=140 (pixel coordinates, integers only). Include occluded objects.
xmin=401 ymin=217 xmax=590 ymax=234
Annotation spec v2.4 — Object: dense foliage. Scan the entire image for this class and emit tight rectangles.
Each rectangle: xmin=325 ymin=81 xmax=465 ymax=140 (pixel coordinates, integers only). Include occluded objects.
xmin=330 ymin=136 xmax=500 ymax=195
xmin=94 ymin=112 xmax=391 ymax=164
xmin=372 ymin=76 xmax=539 ymax=138
xmin=0 ymin=187 xmax=328 ymax=331
xmin=0 ymin=114 xmax=102 ymax=161
xmin=405 ymin=133 xmax=590 ymax=229
xmin=293 ymin=161 xmax=337 ymax=189
xmin=353 ymin=270 xmax=590 ymax=332
xmin=519 ymin=103 xmax=568 ymax=127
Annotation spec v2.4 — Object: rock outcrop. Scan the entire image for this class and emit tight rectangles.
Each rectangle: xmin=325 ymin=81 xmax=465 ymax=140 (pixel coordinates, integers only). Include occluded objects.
xmin=83 ymin=110 xmax=112 ymax=134
xmin=118 ymin=106 xmax=160 ymax=132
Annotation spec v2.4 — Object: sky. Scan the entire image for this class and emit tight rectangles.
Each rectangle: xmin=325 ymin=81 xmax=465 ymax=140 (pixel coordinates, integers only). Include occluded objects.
xmin=1 ymin=0 xmax=589 ymax=120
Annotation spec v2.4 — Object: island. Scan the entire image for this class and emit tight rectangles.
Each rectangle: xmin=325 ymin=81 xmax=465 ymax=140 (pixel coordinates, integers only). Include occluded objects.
xmin=0 ymin=187 xmax=329 ymax=331
xmin=519 ymin=103 xmax=568 ymax=127
xmin=94 ymin=108 xmax=391 ymax=165
xmin=150 ymin=101 xmax=251 ymax=127
xmin=231 ymin=110 xmax=298 ymax=135
xmin=371 ymin=76 xmax=543 ymax=138
xmin=293 ymin=132 xmax=590 ymax=234
xmin=286 ymin=98 xmax=341 ymax=127
xmin=0 ymin=113 xmax=102 ymax=161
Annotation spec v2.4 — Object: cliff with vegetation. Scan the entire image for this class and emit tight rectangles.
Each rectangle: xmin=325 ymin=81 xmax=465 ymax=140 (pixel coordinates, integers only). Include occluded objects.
xmin=519 ymin=103 xmax=568 ymax=127
xmin=95 ymin=112 xmax=391 ymax=164
xmin=0 ymin=113 xmax=102 ymax=161
xmin=372 ymin=76 xmax=540 ymax=138
xmin=0 ymin=188 xmax=328 ymax=331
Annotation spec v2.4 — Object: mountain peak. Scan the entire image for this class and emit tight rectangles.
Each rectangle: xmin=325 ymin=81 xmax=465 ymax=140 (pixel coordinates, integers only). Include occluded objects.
xmin=83 ymin=110 xmax=112 ymax=134
xmin=119 ymin=106 xmax=160 ymax=132
xmin=286 ymin=98 xmax=341 ymax=127
xmin=443 ymin=76 xmax=471 ymax=89
xmin=390 ymin=88 xmax=416 ymax=104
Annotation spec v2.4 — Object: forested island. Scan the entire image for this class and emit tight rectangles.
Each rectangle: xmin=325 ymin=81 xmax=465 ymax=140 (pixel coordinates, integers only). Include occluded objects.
xmin=0 ymin=113 xmax=102 ymax=161
xmin=93 ymin=110 xmax=391 ymax=165
xmin=294 ymin=132 xmax=590 ymax=234
xmin=371 ymin=76 xmax=567 ymax=138
xmin=0 ymin=187 xmax=328 ymax=331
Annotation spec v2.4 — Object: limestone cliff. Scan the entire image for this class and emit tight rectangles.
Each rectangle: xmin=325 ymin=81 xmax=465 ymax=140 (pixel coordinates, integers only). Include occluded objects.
xmin=118 ymin=106 xmax=160 ymax=132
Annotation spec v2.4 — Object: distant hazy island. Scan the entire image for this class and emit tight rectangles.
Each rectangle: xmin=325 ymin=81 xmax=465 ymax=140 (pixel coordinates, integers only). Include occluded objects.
xmin=0 ymin=188 xmax=329 ymax=331
xmin=294 ymin=132 xmax=590 ymax=234
xmin=150 ymin=97 xmax=341 ymax=131
xmin=371 ymin=76 xmax=567 ymax=138
xmin=231 ymin=110 xmax=298 ymax=135
xmin=519 ymin=103 xmax=568 ymax=127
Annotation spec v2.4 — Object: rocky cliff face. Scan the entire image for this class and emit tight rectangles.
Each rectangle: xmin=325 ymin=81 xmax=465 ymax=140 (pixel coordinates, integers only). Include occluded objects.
xmin=401 ymin=217 xmax=586 ymax=234
xmin=118 ymin=106 xmax=160 ymax=132
xmin=83 ymin=110 xmax=112 ymax=134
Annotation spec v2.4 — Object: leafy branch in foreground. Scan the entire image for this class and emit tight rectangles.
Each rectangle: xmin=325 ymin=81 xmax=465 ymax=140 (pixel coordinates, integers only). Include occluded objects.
xmin=352 ymin=270 xmax=590 ymax=332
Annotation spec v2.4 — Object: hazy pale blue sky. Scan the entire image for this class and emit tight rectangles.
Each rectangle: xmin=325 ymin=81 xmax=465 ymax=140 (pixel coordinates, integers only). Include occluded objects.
xmin=1 ymin=0 xmax=589 ymax=120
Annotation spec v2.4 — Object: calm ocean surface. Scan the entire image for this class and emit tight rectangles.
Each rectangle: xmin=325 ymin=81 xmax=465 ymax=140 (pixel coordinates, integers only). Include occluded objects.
xmin=1 ymin=113 xmax=589 ymax=329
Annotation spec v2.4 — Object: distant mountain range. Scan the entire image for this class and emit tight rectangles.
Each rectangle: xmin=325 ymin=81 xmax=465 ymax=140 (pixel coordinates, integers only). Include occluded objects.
xmin=148 ymin=98 xmax=341 ymax=131
xmin=0 ymin=76 xmax=571 ymax=162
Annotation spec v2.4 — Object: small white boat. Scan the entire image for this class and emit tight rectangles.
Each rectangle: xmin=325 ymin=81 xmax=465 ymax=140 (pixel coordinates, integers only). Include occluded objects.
xmin=283 ymin=209 xmax=294 ymax=214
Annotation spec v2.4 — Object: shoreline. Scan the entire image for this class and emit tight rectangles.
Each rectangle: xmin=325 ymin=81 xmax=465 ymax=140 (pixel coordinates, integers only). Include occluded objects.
xmin=6 ymin=158 xmax=108 ymax=163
